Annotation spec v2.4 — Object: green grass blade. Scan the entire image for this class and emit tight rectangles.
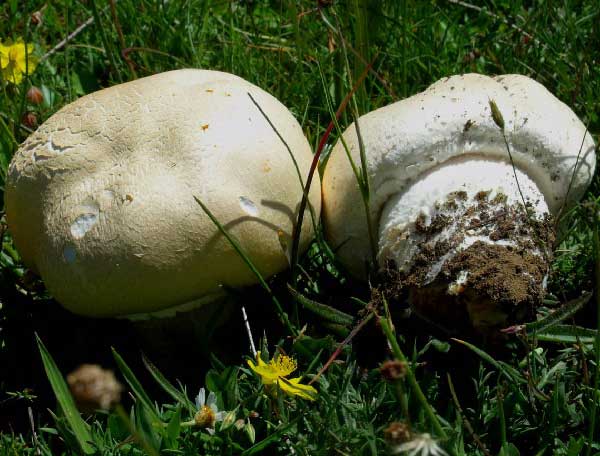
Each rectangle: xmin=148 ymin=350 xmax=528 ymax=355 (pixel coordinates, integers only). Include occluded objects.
xmin=381 ymin=318 xmax=447 ymax=439
xmin=524 ymin=292 xmax=592 ymax=334
xmin=535 ymin=325 xmax=597 ymax=345
xmin=452 ymin=338 xmax=527 ymax=385
xmin=585 ymin=227 xmax=600 ymax=456
xmin=287 ymin=284 xmax=353 ymax=326
xmin=193 ymin=195 xmax=297 ymax=336
xmin=111 ymin=348 xmax=161 ymax=424
xmin=35 ymin=334 xmax=95 ymax=455
xmin=142 ymin=354 xmax=196 ymax=414
xmin=241 ymin=419 xmax=298 ymax=456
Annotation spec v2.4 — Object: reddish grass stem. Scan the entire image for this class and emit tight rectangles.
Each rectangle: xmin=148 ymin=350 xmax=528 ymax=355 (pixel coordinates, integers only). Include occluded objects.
xmin=290 ymin=55 xmax=376 ymax=282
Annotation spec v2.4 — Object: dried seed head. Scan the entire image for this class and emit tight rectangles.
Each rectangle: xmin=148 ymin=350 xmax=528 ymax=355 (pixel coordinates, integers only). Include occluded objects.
xmin=26 ymin=86 xmax=44 ymax=105
xmin=31 ymin=10 xmax=43 ymax=26
xmin=380 ymin=359 xmax=408 ymax=381
xmin=66 ymin=364 xmax=123 ymax=413
xmin=234 ymin=418 xmax=245 ymax=430
xmin=384 ymin=421 xmax=411 ymax=445
xmin=22 ymin=112 xmax=38 ymax=128
xmin=488 ymin=99 xmax=505 ymax=130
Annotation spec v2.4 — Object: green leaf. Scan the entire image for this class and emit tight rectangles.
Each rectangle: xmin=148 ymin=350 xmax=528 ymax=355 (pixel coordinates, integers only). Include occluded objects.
xmin=142 ymin=354 xmax=196 ymax=414
xmin=35 ymin=334 xmax=95 ymax=454
xmin=164 ymin=406 xmax=181 ymax=449
xmin=499 ymin=442 xmax=520 ymax=456
xmin=525 ymin=292 xmax=592 ymax=334
xmin=566 ymin=436 xmax=585 ymax=456
xmin=112 ymin=348 xmax=161 ymax=424
xmin=205 ymin=366 xmax=239 ymax=409
xmin=287 ymin=284 xmax=353 ymax=326
xmin=107 ymin=413 xmax=129 ymax=441
xmin=134 ymin=400 xmax=162 ymax=454
xmin=241 ymin=419 xmax=298 ymax=456
xmin=418 ymin=338 xmax=451 ymax=357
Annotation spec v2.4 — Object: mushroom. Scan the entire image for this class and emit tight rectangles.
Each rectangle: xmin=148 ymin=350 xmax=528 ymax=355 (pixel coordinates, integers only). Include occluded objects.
xmin=322 ymin=73 xmax=596 ymax=332
xmin=6 ymin=69 xmax=321 ymax=319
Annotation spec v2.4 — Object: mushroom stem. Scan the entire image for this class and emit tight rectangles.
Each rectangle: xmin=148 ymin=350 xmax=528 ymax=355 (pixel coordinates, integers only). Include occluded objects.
xmin=378 ymin=156 xmax=554 ymax=332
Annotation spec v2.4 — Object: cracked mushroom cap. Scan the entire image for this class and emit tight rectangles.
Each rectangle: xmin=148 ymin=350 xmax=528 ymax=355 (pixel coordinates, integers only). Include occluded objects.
xmin=322 ymin=73 xmax=596 ymax=277
xmin=6 ymin=69 xmax=321 ymax=318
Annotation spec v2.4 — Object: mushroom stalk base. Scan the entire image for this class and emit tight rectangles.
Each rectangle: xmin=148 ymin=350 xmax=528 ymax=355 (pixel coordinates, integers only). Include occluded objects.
xmin=377 ymin=158 xmax=554 ymax=333
xmin=131 ymin=294 xmax=235 ymax=359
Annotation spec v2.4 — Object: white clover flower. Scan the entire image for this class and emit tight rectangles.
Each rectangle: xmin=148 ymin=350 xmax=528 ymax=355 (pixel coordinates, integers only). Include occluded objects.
xmin=194 ymin=387 xmax=226 ymax=434
xmin=391 ymin=433 xmax=448 ymax=456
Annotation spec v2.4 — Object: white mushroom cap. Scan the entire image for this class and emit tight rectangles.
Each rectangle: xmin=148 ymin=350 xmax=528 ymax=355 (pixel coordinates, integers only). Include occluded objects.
xmin=322 ymin=73 xmax=595 ymax=277
xmin=6 ymin=69 xmax=321 ymax=317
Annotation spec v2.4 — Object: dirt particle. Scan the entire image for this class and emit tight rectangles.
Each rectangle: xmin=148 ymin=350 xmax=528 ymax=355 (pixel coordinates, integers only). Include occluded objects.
xmin=474 ymin=190 xmax=491 ymax=201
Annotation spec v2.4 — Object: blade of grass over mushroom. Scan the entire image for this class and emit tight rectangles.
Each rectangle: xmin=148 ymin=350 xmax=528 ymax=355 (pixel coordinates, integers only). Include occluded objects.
xmin=289 ymin=56 xmax=375 ymax=282
xmin=287 ymin=284 xmax=353 ymax=326
xmin=35 ymin=335 xmax=95 ymax=455
xmin=489 ymin=99 xmax=528 ymax=210
xmin=111 ymin=348 xmax=161 ymax=424
xmin=193 ymin=195 xmax=297 ymax=336
xmin=555 ymin=124 xmax=591 ymax=227
xmin=489 ymin=99 xmax=539 ymax=235
xmin=141 ymin=354 xmax=196 ymax=414
xmin=246 ymin=92 xmax=307 ymax=192
xmin=319 ymin=65 xmax=377 ymax=264
xmin=336 ymin=19 xmax=378 ymax=268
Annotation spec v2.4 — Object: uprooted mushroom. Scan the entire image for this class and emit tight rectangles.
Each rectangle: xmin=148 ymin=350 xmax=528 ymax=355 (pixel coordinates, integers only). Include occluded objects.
xmin=322 ymin=73 xmax=596 ymax=333
xmin=5 ymin=69 xmax=320 ymax=321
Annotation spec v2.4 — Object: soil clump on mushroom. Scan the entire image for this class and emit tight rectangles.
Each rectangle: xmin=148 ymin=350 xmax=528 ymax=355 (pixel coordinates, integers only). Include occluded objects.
xmin=374 ymin=191 xmax=555 ymax=334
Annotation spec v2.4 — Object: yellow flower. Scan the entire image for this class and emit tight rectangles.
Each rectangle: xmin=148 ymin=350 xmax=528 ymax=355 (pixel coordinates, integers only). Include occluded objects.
xmin=0 ymin=39 xmax=38 ymax=84
xmin=247 ymin=351 xmax=317 ymax=401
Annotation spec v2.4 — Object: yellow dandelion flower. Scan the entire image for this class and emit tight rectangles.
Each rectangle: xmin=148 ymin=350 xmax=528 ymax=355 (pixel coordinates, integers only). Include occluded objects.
xmin=247 ymin=351 xmax=317 ymax=401
xmin=0 ymin=39 xmax=38 ymax=85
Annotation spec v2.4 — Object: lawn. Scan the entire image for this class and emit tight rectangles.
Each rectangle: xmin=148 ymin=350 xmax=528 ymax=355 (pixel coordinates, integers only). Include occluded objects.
xmin=1 ymin=0 xmax=599 ymax=454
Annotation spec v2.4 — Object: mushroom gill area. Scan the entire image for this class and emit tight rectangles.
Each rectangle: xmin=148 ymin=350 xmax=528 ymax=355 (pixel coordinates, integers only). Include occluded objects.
xmin=375 ymin=157 xmax=555 ymax=334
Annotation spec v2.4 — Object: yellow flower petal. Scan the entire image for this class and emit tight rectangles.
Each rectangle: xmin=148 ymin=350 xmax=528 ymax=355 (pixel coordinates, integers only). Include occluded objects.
xmin=0 ymin=43 xmax=10 ymax=69
xmin=247 ymin=352 xmax=279 ymax=385
xmin=3 ymin=65 xmax=23 ymax=84
xmin=278 ymin=377 xmax=317 ymax=401
xmin=12 ymin=42 xmax=36 ymax=75
xmin=0 ymin=40 xmax=37 ymax=84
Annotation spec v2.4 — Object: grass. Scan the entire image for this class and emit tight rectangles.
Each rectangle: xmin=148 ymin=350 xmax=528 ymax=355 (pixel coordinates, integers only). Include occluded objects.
xmin=1 ymin=0 xmax=600 ymax=454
